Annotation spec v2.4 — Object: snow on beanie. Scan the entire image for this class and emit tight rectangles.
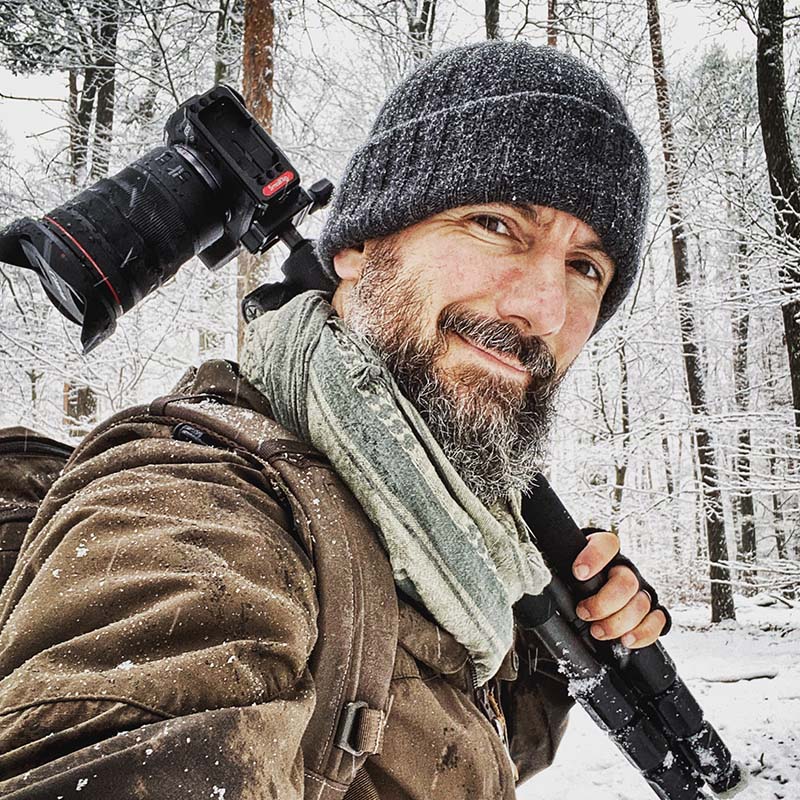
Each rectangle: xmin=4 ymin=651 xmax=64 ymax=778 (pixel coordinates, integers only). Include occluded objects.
xmin=315 ymin=40 xmax=650 ymax=330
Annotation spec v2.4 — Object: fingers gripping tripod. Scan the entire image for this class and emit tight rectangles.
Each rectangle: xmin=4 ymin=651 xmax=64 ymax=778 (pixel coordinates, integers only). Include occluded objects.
xmin=518 ymin=476 xmax=745 ymax=800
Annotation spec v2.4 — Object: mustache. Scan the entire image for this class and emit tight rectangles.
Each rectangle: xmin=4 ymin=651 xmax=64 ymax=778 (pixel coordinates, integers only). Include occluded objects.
xmin=438 ymin=305 xmax=557 ymax=380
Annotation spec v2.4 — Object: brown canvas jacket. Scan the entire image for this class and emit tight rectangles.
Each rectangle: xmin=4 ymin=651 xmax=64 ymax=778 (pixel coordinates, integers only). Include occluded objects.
xmin=0 ymin=360 xmax=572 ymax=799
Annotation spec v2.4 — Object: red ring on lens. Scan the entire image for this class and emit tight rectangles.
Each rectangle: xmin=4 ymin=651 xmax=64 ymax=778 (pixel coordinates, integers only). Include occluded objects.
xmin=44 ymin=216 xmax=123 ymax=308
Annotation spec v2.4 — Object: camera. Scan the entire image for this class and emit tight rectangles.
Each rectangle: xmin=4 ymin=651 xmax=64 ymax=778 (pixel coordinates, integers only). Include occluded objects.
xmin=0 ymin=85 xmax=334 ymax=353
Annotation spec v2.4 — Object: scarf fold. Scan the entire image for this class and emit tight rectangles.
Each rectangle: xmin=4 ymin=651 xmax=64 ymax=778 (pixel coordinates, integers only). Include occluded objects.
xmin=240 ymin=291 xmax=550 ymax=683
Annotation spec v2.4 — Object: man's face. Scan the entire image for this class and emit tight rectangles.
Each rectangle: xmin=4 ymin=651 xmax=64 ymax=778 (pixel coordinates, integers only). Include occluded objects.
xmin=331 ymin=203 xmax=615 ymax=502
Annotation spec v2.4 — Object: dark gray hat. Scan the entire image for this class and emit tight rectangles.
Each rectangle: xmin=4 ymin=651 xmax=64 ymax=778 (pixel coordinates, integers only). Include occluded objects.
xmin=316 ymin=41 xmax=650 ymax=329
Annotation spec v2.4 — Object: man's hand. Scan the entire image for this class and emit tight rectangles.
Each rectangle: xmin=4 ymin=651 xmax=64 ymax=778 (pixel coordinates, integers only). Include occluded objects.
xmin=572 ymin=532 xmax=667 ymax=649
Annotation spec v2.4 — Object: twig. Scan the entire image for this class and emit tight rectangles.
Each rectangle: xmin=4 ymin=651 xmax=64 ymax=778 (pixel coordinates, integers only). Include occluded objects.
xmin=0 ymin=92 xmax=66 ymax=103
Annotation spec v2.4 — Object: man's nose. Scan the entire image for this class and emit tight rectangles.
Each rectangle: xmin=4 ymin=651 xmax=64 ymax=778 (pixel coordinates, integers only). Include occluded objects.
xmin=494 ymin=250 xmax=568 ymax=337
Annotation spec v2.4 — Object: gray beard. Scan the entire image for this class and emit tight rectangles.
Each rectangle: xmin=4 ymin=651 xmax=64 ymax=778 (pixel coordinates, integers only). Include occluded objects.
xmin=343 ymin=241 xmax=564 ymax=503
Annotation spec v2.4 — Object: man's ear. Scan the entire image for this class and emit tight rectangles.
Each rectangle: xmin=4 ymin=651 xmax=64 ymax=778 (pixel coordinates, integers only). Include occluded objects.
xmin=332 ymin=244 xmax=366 ymax=282
xmin=331 ymin=244 xmax=366 ymax=319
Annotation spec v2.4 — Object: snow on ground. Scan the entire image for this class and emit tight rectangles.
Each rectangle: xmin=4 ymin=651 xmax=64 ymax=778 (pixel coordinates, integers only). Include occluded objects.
xmin=519 ymin=596 xmax=800 ymax=799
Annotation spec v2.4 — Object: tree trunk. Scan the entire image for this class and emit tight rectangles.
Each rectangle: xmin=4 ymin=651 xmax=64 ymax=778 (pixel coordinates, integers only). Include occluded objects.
xmin=735 ymin=428 xmax=756 ymax=554
xmin=216 ymin=0 xmax=233 ymax=83
xmin=27 ymin=369 xmax=42 ymax=408
xmin=767 ymin=447 xmax=788 ymax=560
xmin=216 ymin=0 xmax=244 ymax=84
xmin=72 ymin=67 xmax=97 ymax=185
xmin=63 ymin=383 xmax=97 ymax=439
xmin=773 ymin=503 xmax=787 ymax=561
xmin=484 ymin=0 xmax=500 ymax=39
xmin=406 ymin=0 xmax=437 ymax=63
xmin=547 ymin=0 xmax=558 ymax=46
xmin=237 ymin=0 xmax=275 ymax=357
xmin=646 ymin=0 xmax=735 ymax=622
xmin=90 ymin=0 xmax=119 ymax=181
xmin=659 ymin=419 xmax=682 ymax=561
xmin=68 ymin=70 xmax=80 ymax=186
xmin=731 ymin=235 xmax=756 ymax=582
xmin=610 ymin=342 xmax=630 ymax=531
xmin=242 ymin=0 xmax=274 ymax=167
xmin=756 ymin=0 xmax=800 ymax=433
xmin=134 ymin=0 xmax=166 ymax=122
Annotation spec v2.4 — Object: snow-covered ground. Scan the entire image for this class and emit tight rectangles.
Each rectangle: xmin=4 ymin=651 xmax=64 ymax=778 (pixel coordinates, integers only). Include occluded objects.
xmin=520 ymin=596 xmax=799 ymax=799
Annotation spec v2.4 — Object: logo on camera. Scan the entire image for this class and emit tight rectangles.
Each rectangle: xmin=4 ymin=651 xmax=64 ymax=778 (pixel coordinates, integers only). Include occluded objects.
xmin=262 ymin=170 xmax=296 ymax=198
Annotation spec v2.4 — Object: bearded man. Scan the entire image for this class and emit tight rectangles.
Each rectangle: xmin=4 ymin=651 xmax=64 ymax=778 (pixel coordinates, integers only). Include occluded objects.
xmin=0 ymin=41 xmax=666 ymax=799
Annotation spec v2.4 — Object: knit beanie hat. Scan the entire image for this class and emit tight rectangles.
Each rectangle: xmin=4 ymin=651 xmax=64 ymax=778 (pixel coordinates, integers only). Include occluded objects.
xmin=315 ymin=41 xmax=650 ymax=330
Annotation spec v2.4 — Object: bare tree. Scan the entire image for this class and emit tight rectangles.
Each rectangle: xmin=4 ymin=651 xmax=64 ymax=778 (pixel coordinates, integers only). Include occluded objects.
xmin=236 ymin=0 xmax=275 ymax=356
xmin=646 ymin=0 xmax=735 ymax=622
xmin=0 ymin=0 xmax=121 ymax=185
xmin=216 ymin=0 xmax=244 ymax=84
xmin=90 ymin=0 xmax=119 ymax=180
xmin=756 ymin=0 xmax=800 ymax=435
xmin=610 ymin=342 xmax=631 ymax=529
xmin=404 ymin=0 xmax=437 ymax=62
xmin=679 ymin=46 xmax=763 ymax=582
xmin=731 ymin=232 xmax=757 ymax=572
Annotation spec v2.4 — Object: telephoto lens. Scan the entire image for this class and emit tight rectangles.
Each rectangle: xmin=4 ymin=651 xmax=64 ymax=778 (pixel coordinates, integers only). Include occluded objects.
xmin=2 ymin=145 xmax=226 ymax=353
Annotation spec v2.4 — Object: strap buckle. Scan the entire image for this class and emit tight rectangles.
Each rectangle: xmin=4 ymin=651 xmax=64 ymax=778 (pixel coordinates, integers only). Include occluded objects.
xmin=335 ymin=701 xmax=386 ymax=757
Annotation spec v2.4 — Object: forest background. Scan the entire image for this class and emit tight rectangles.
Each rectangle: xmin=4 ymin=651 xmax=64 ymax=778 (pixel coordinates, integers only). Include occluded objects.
xmin=0 ymin=0 xmax=798 ymax=622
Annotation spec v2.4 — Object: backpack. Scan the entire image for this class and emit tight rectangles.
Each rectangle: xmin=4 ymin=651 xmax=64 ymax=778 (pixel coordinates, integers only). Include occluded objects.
xmin=0 ymin=427 xmax=73 ymax=592
xmin=0 ymin=385 xmax=398 ymax=800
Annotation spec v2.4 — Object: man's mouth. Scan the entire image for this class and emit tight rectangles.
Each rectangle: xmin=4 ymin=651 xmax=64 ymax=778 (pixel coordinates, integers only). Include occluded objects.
xmin=454 ymin=334 xmax=529 ymax=377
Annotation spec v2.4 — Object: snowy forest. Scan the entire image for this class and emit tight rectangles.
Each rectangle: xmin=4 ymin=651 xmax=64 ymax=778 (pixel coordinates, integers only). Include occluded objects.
xmin=0 ymin=0 xmax=798 ymax=797
xmin=1 ymin=0 xmax=797 ymax=620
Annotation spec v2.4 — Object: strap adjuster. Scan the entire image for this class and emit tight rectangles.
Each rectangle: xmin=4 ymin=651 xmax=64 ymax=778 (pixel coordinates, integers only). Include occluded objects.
xmin=335 ymin=701 xmax=386 ymax=757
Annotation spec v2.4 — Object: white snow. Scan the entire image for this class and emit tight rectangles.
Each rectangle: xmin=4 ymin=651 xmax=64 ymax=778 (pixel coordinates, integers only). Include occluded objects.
xmin=566 ymin=668 xmax=607 ymax=699
xmin=520 ymin=597 xmax=799 ymax=799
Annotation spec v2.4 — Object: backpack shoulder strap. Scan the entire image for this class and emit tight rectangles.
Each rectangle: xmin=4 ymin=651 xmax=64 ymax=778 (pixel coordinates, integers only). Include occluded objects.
xmin=74 ymin=392 xmax=398 ymax=800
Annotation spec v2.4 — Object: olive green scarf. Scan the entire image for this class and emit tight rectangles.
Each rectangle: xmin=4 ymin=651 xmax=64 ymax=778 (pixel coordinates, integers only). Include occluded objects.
xmin=240 ymin=291 xmax=550 ymax=683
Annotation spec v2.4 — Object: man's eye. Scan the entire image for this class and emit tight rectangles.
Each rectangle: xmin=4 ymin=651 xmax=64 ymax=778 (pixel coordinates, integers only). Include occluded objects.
xmin=570 ymin=258 xmax=603 ymax=282
xmin=471 ymin=215 xmax=511 ymax=236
